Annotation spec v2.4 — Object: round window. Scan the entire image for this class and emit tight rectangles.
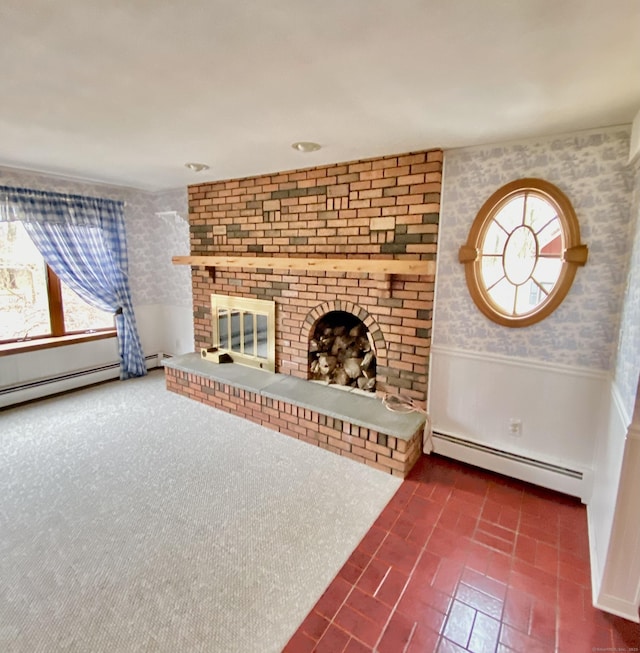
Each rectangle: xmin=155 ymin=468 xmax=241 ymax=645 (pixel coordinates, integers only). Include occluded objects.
xmin=459 ymin=178 xmax=588 ymax=327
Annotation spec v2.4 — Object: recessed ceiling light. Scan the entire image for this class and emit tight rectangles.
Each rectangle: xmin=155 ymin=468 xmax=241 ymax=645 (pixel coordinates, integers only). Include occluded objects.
xmin=184 ymin=162 xmax=210 ymax=172
xmin=291 ymin=141 xmax=321 ymax=153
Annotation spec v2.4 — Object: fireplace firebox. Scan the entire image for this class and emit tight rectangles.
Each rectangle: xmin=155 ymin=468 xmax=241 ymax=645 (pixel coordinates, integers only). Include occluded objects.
xmin=308 ymin=311 xmax=376 ymax=392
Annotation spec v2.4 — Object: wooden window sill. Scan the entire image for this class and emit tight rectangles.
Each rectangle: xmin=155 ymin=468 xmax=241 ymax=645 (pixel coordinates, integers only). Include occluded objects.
xmin=0 ymin=330 xmax=117 ymax=356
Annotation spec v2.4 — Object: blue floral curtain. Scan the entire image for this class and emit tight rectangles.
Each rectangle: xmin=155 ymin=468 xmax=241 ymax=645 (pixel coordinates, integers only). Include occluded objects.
xmin=0 ymin=186 xmax=146 ymax=379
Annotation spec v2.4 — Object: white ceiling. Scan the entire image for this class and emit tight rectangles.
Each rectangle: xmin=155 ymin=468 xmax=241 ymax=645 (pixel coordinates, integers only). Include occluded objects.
xmin=1 ymin=0 xmax=639 ymax=191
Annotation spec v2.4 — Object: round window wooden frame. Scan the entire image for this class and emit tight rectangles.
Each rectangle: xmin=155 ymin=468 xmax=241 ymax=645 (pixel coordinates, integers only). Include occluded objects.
xmin=459 ymin=178 xmax=588 ymax=328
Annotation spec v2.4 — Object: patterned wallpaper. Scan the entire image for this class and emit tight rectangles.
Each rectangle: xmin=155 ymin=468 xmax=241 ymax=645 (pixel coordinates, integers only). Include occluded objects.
xmin=152 ymin=188 xmax=191 ymax=307
xmin=127 ymin=186 xmax=191 ymax=307
xmin=0 ymin=166 xmax=191 ymax=309
xmin=613 ymin=158 xmax=640 ymax=418
xmin=433 ymin=127 xmax=634 ymax=371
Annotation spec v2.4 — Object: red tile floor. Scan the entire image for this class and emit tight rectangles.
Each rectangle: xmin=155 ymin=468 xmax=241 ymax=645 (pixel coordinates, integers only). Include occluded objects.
xmin=284 ymin=454 xmax=640 ymax=652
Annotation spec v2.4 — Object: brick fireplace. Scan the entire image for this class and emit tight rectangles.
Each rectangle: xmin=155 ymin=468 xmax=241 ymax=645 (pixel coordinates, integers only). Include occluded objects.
xmin=165 ymin=149 xmax=441 ymax=477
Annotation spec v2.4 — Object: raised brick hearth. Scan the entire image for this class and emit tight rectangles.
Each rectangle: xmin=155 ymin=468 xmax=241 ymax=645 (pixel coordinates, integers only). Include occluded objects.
xmin=165 ymin=354 xmax=424 ymax=477
xmin=167 ymin=148 xmax=441 ymax=476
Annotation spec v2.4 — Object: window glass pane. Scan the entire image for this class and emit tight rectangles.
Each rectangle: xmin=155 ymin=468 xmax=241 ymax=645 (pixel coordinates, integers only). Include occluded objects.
xmin=532 ymin=257 xmax=562 ymax=288
xmin=0 ymin=222 xmax=52 ymax=340
xmin=487 ymin=277 xmax=516 ymax=315
xmin=503 ymin=225 xmax=537 ymax=285
xmin=60 ymin=282 xmax=114 ymax=332
xmin=525 ymin=194 xmax=558 ymax=233
xmin=514 ymin=283 xmax=536 ymax=315
xmin=243 ymin=312 xmax=254 ymax=355
xmin=230 ymin=310 xmax=241 ymax=352
xmin=480 ymin=255 xmax=504 ymax=289
xmin=521 ymin=280 xmax=545 ymax=313
xmin=256 ymin=314 xmax=268 ymax=358
xmin=494 ymin=196 xmax=525 ymax=232
xmin=218 ymin=309 xmax=229 ymax=349
xmin=482 ymin=220 xmax=508 ymax=255
xmin=538 ymin=220 xmax=563 ymax=255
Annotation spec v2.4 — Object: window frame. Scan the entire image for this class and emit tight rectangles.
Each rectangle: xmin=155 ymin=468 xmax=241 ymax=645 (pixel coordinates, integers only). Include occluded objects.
xmin=459 ymin=178 xmax=588 ymax=328
xmin=0 ymin=262 xmax=116 ymax=352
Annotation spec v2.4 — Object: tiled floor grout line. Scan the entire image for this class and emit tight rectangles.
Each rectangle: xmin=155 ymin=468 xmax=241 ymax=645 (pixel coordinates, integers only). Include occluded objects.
xmin=481 ymin=488 xmax=510 ymax=639
xmin=497 ymin=490 xmax=525 ymax=651
xmin=373 ymin=566 xmax=392 ymax=599
xmin=372 ymin=481 xmax=447 ymax=653
xmin=401 ymin=620 xmax=418 ymax=653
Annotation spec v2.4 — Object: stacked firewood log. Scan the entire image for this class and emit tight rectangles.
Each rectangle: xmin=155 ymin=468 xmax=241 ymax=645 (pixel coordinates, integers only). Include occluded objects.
xmin=308 ymin=321 xmax=376 ymax=391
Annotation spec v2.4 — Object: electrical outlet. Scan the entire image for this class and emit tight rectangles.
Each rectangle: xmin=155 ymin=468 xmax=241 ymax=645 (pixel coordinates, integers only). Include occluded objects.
xmin=508 ymin=418 xmax=522 ymax=436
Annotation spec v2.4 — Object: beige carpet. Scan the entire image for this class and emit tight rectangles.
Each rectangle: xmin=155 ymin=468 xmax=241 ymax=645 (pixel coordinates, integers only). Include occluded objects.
xmin=0 ymin=371 xmax=401 ymax=653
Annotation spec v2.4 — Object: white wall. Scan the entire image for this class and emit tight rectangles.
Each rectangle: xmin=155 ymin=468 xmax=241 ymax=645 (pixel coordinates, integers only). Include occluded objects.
xmin=0 ymin=167 xmax=193 ymax=405
xmin=595 ymin=412 xmax=640 ymax=622
xmin=135 ymin=303 xmax=194 ymax=357
xmin=588 ymin=382 xmax=635 ymax=619
xmin=589 ymin=131 xmax=640 ymax=622
xmin=125 ymin=185 xmax=193 ymax=357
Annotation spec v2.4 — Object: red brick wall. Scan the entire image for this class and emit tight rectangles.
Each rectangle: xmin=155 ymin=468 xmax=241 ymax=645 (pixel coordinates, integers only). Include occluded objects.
xmin=188 ymin=149 xmax=441 ymax=401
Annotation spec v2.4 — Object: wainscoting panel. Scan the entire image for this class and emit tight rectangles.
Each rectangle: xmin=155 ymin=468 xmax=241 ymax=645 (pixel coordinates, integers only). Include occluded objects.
xmin=0 ymin=303 xmax=194 ymax=409
xmin=0 ymin=351 xmax=161 ymax=408
xmin=587 ymin=382 xmax=629 ymax=602
xmin=588 ymin=382 xmax=640 ymax=622
xmin=594 ymin=419 xmax=640 ymax=622
xmin=135 ymin=303 xmax=195 ymax=359
xmin=428 ymin=345 xmax=608 ymax=500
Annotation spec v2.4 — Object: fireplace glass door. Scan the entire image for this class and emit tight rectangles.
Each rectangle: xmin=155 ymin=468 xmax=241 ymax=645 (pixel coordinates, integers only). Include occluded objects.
xmin=211 ymin=295 xmax=275 ymax=371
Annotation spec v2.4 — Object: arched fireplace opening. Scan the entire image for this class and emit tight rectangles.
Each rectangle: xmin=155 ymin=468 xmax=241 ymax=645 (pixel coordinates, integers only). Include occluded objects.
xmin=308 ymin=311 xmax=376 ymax=392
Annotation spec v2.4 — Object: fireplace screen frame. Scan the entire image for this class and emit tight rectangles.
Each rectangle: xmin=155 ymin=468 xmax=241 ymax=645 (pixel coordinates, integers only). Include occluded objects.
xmin=210 ymin=294 xmax=276 ymax=372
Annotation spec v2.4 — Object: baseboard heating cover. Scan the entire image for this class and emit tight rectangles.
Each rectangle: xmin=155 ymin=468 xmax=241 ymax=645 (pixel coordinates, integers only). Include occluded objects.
xmin=431 ymin=431 xmax=589 ymax=500
xmin=0 ymin=354 xmax=162 ymax=407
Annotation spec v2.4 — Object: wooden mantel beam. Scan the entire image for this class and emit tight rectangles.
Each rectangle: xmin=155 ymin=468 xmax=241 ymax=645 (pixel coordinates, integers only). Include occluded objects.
xmin=172 ymin=255 xmax=435 ymax=276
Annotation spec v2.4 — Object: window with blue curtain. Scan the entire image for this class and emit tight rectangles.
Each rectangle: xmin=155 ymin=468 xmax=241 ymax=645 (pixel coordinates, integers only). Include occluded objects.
xmin=0 ymin=186 xmax=146 ymax=379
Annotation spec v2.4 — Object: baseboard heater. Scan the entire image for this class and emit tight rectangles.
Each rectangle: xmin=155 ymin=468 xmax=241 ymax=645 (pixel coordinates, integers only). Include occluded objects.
xmin=0 ymin=354 xmax=161 ymax=397
xmin=432 ymin=431 xmax=583 ymax=480
xmin=431 ymin=430 xmax=590 ymax=500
